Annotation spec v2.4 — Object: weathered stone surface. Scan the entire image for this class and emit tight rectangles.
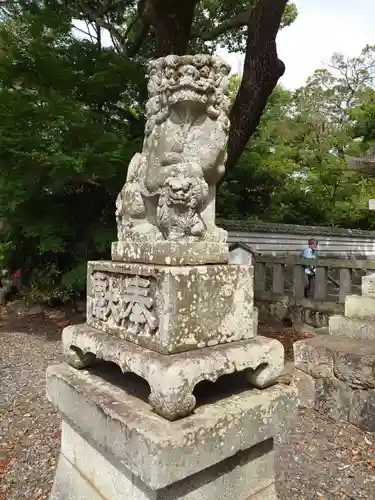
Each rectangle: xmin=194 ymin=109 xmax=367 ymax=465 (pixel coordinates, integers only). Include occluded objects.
xmin=247 ymin=484 xmax=278 ymax=500
xmin=115 ymin=55 xmax=231 ymax=247
xmin=46 ymin=363 xmax=298 ymax=490
xmin=295 ymin=337 xmax=375 ymax=431
xmin=112 ymin=240 xmax=228 ymax=265
xmin=291 ymin=368 xmax=315 ymax=408
xmin=333 ymin=350 xmax=375 ymax=389
xmin=294 ymin=335 xmax=375 ymax=389
xmin=50 ymin=455 xmax=108 ymax=500
xmin=62 ymin=324 xmax=284 ymax=420
xmin=315 ymin=378 xmax=353 ymax=421
xmin=361 ymin=272 xmax=375 ymax=298
xmin=292 ymin=372 xmax=375 ymax=432
xmin=345 ymin=294 xmax=375 ymax=320
xmin=51 ymin=422 xmax=275 ymax=500
xmin=86 ymin=260 xmax=256 ymax=354
xmin=349 ymin=389 xmax=375 ymax=432
xmin=252 ymin=306 xmax=259 ymax=336
xmin=293 ymin=337 xmax=334 ymax=378
xmin=329 ymin=314 xmax=375 ymax=340
xmin=51 ymin=423 xmax=155 ymax=500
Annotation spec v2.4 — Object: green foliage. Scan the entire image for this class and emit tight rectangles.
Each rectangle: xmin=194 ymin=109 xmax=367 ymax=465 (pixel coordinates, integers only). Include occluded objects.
xmin=218 ymin=46 xmax=375 ymax=229
xmin=0 ymin=6 xmax=145 ymax=302
xmin=188 ymin=1 xmax=298 ymax=54
xmin=352 ymin=89 xmax=375 ymax=145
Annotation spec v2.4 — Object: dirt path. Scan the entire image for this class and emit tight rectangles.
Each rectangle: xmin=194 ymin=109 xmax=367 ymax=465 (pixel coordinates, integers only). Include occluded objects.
xmin=0 ymin=308 xmax=374 ymax=499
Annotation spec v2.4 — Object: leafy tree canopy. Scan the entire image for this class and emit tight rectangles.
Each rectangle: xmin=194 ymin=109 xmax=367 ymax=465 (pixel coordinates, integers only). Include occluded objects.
xmin=0 ymin=4 xmax=375 ymax=302
xmin=218 ymin=45 xmax=375 ymax=229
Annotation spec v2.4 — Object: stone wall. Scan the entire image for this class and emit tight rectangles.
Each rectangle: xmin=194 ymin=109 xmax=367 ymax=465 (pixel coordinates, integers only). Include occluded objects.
xmin=219 ymin=219 xmax=375 ymax=257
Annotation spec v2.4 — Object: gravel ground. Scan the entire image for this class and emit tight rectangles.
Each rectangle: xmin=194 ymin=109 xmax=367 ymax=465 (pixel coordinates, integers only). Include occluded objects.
xmin=276 ymin=410 xmax=375 ymax=499
xmin=0 ymin=309 xmax=374 ymax=500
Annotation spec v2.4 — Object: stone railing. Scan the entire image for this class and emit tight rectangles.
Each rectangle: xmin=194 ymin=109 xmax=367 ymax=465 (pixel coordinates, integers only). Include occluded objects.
xmin=254 ymin=255 xmax=375 ymax=327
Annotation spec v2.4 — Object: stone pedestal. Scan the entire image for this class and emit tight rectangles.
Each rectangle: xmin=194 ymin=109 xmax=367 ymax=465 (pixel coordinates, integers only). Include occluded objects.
xmin=86 ymin=260 xmax=257 ymax=354
xmin=47 ymin=364 xmax=297 ymax=500
xmin=111 ymin=241 xmax=229 ymax=266
xmin=48 ymin=52 xmax=298 ymax=499
xmin=292 ymin=273 xmax=375 ymax=431
xmin=63 ymin=324 xmax=283 ymax=420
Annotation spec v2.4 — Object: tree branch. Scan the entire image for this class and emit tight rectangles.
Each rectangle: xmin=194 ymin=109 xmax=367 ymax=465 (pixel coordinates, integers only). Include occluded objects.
xmin=226 ymin=0 xmax=288 ymax=171
xmin=198 ymin=9 xmax=252 ymax=41
xmin=123 ymin=13 xmax=141 ymax=39
xmin=195 ymin=2 xmax=296 ymax=42
xmin=72 ymin=22 xmax=97 ymax=41
xmin=109 ymin=30 xmax=123 ymax=53
xmin=0 ymin=5 xmax=12 ymax=19
xmin=127 ymin=21 xmax=150 ymax=57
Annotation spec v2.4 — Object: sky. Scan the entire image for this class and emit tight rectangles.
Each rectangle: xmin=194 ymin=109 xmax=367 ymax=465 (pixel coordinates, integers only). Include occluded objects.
xmin=74 ymin=0 xmax=375 ymax=90
xmin=217 ymin=0 xmax=375 ymax=89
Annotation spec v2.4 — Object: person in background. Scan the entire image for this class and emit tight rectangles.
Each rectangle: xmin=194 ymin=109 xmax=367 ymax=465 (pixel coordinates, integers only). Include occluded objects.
xmin=301 ymin=238 xmax=318 ymax=298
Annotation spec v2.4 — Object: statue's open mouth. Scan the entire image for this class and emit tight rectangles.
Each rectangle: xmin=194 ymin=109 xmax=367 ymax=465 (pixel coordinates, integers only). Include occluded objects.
xmin=167 ymin=78 xmax=214 ymax=108
xmin=169 ymin=80 xmax=207 ymax=93
xmin=168 ymin=89 xmax=209 ymax=110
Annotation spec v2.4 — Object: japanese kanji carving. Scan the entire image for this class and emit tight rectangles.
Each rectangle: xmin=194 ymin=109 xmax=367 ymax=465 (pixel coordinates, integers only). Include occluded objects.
xmin=90 ymin=273 xmax=110 ymax=321
xmin=90 ymin=272 xmax=158 ymax=336
xmin=123 ymin=276 xmax=158 ymax=334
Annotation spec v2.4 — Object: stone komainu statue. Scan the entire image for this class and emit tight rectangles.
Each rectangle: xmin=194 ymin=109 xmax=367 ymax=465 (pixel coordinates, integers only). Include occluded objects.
xmin=115 ymin=54 xmax=231 ymax=244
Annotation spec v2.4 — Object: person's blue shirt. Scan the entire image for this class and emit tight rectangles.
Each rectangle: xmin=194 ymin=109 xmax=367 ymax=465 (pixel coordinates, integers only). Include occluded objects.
xmin=301 ymin=247 xmax=316 ymax=275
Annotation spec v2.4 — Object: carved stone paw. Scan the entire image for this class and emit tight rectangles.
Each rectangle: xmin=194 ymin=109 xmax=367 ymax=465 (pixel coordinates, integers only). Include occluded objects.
xmin=149 ymin=390 xmax=196 ymax=421
xmin=246 ymin=363 xmax=278 ymax=389
xmin=66 ymin=346 xmax=96 ymax=370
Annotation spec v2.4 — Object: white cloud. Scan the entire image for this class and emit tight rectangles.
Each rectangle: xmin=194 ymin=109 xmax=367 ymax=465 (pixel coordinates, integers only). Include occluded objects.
xmin=217 ymin=0 xmax=375 ymax=89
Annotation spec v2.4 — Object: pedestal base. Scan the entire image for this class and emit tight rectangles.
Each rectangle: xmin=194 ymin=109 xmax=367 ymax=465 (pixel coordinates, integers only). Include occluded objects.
xmin=50 ymin=423 xmax=278 ymax=500
xmin=86 ymin=260 xmax=256 ymax=354
xmin=63 ymin=324 xmax=284 ymax=420
xmin=293 ymin=334 xmax=375 ymax=431
xmin=111 ymin=240 xmax=228 ymax=266
xmin=47 ymin=364 xmax=297 ymax=500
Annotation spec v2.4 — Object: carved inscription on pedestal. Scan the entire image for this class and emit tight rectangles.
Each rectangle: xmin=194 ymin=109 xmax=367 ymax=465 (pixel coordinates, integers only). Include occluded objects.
xmin=91 ymin=273 xmax=110 ymax=321
xmin=90 ymin=272 xmax=158 ymax=336
xmin=123 ymin=276 xmax=158 ymax=333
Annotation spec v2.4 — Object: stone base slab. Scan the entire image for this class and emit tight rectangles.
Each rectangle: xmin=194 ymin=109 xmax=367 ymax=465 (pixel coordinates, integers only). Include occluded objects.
xmin=345 ymin=294 xmax=375 ymax=321
xmin=63 ymin=324 xmax=284 ymax=420
xmin=87 ymin=260 xmax=256 ymax=354
xmin=329 ymin=314 xmax=375 ymax=340
xmin=293 ymin=337 xmax=375 ymax=432
xmin=111 ymin=240 xmax=229 ymax=266
xmin=291 ymin=368 xmax=316 ymax=408
xmin=50 ymin=422 xmax=276 ymax=500
xmin=293 ymin=335 xmax=375 ymax=388
xmin=292 ymin=368 xmax=375 ymax=432
xmin=46 ymin=363 xmax=298 ymax=491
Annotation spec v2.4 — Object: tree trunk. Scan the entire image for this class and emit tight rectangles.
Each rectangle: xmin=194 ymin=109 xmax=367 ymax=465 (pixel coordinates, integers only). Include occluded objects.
xmin=147 ymin=0 xmax=198 ymax=56
xmin=226 ymin=0 xmax=287 ymax=170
